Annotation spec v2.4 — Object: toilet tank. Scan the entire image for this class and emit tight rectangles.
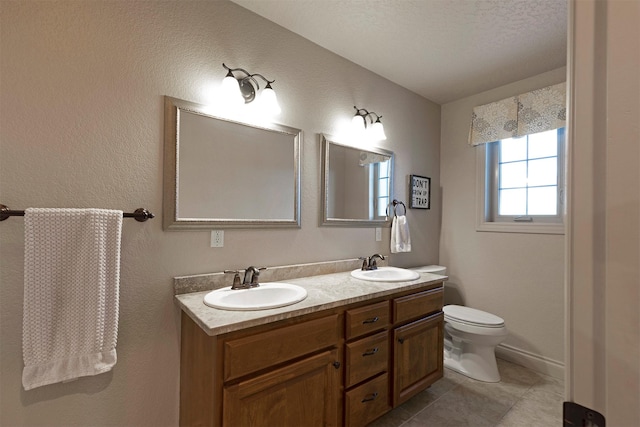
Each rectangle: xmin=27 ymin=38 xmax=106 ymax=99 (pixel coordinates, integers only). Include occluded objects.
xmin=411 ymin=265 xmax=447 ymax=275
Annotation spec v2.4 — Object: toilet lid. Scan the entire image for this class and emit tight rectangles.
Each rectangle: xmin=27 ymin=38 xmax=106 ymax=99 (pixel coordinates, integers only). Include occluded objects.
xmin=444 ymin=305 xmax=505 ymax=328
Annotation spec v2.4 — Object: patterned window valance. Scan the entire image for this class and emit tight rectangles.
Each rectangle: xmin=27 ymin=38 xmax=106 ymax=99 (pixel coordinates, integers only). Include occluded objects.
xmin=359 ymin=152 xmax=388 ymax=166
xmin=468 ymin=82 xmax=566 ymax=146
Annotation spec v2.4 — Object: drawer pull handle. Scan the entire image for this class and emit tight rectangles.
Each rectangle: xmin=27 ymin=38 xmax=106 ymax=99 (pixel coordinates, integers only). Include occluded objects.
xmin=332 ymin=361 xmax=341 ymax=369
xmin=361 ymin=392 xmax=379 ymax=403
xmin=362 ymin=316 xmax=379 ymax=324
xmin=398 ymin=337 xmax=405 ymax=344
xmin=362 ymin=348 xmax=379 ymax=356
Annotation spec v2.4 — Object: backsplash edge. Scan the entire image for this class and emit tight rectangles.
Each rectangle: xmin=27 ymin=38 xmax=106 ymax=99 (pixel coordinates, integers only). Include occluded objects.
xmin=173 ymin=258 xmax=383 ymax=295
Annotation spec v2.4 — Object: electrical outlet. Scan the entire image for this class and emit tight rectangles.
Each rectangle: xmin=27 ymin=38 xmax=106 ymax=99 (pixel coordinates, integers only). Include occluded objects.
xmin=211 ymin=230 xmax=224 ymax=248
xmin=375 ymin=227 xmax=382 ymax=241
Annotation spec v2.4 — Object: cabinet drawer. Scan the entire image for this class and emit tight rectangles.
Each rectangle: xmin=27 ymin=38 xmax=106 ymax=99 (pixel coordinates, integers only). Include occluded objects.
xmin=345 ymin=301 xmax=390 ymax=340
xmin=345 ymin=330 xmax=388 ymax=388
xmin=345 ymin=373 xmax=391 ymax=427
xmin=393 ymin=287 xmax=443 ymax=324
xmin=224 ymin=314 xmax=340 ymax=382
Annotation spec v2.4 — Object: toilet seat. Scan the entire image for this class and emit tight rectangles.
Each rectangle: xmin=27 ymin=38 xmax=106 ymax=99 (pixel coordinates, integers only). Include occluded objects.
xmin=444 ymin=305 xmax=505 ymax=328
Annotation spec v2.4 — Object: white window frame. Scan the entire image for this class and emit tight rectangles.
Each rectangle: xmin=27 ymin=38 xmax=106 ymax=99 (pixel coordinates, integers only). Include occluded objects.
xmin=476 ymin=130 xmax=566 ymax=235
xmin=369 ymin=159 xmax=390 ymax=220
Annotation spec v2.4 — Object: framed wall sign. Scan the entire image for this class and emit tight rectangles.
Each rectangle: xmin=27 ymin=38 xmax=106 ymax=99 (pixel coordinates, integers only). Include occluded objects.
xmin=410 ymin=175 xmax=431 ymax=209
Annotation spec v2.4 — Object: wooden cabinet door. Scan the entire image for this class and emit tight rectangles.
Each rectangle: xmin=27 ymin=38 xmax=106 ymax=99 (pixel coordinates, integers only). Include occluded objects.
xmin=223 ymin=349 xmax=341 ymax=427
xmin=392 ymin=312 xmax=444 ymax=407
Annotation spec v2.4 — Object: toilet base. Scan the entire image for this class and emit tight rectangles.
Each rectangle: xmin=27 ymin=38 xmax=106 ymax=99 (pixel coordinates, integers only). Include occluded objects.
xmin=444 ymin=336 xmax=502 ymax=383
xmin=444 ymin=355 xmax=501 ymax=383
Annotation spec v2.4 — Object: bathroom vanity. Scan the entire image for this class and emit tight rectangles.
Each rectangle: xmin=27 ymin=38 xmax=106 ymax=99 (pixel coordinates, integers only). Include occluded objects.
xmin=175 ymin=262 xmax=444 ymax=427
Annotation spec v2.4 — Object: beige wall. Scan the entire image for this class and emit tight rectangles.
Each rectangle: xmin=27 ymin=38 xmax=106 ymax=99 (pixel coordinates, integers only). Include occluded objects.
xmin=0 ymin=1 xmax=440 ymax=425
xmin=440 ymin=67 xmax=567 ymax=376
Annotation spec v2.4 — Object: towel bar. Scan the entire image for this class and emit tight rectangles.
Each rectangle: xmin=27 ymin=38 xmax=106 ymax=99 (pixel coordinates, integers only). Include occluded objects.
xmin=0 ymin=204 xmax=154 ymax=222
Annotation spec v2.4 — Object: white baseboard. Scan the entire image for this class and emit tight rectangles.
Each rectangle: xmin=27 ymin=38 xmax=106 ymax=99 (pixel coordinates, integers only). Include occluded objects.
xmin=496 ymin=343 xmax=565 ymax=379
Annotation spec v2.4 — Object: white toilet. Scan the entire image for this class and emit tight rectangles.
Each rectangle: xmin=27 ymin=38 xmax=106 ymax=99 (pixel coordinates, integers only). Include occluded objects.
xmin=412 ymin=265 xmax=508 ymax=383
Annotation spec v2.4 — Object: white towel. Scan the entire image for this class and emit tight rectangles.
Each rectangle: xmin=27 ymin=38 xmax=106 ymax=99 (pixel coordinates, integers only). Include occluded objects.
xmin=390 ymin=215 xmax=411 ymax=253
xmin=22 ymin=208 xmax=123 ymax=390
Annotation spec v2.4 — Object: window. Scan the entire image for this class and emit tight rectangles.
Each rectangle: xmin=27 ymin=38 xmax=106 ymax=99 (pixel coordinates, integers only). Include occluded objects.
xmin=376 ymin=159 xmax=390 ymax=218
xmin=477 ymin=128 xmax=565 ymax=234
xmin=369 ymin=159 xmax=391 ymax=219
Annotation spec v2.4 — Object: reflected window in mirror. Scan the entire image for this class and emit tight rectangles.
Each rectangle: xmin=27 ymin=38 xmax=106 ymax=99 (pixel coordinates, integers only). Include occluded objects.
xmin=374 ymin=158 xmax=391 ymax=218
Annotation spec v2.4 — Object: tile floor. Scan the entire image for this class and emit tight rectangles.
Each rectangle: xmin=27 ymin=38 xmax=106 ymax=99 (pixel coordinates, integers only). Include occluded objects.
xmin=370 ymin=359 xmax=564 ymax=427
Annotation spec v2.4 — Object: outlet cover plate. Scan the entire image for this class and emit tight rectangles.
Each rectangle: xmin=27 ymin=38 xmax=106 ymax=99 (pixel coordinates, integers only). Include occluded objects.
xmin=211 ymin=230 xmax=224 ymax=247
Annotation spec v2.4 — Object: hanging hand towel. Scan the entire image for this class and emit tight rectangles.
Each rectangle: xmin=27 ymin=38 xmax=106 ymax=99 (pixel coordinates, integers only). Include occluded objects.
xmin=390 ymin=215 xmax=412 ymax=253
xmin=22 ymin=208 xmax=123 ymax=390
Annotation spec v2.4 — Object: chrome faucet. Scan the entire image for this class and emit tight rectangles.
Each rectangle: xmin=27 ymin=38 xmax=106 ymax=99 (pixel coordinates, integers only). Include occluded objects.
xmin=359 ymin=254 xmax=385 ymax=271
xmin=243 ymin=266 xmax=262 ymax=287
xmin=368 ymin=253 xmax=385 ymax=270
xmin=224 ymin=266 xmax=266 ymax=289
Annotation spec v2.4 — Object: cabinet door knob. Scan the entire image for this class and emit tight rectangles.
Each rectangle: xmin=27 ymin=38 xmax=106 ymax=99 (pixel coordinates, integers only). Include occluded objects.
xmin=361 ymin=392 xmax=379 ymax=403
xmin=332 ymin=361 xmax=341 ymax=369
xmin=362 ymin=316 xmax=379 ymax=324
xmin=398 ymin=337 xmax=405 ymax=344
xmin=362 ymin=348 xmax=379 ymax=356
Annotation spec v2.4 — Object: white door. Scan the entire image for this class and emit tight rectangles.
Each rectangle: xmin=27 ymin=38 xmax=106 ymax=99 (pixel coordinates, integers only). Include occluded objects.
xmin=567 ymin=0 xmax=640 ymax=425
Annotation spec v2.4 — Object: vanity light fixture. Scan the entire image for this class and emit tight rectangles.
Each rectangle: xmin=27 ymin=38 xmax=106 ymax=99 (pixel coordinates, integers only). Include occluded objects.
xmin=351 ymin=106 xmax=387 ymax=141
xmin=221 ymin=63 xmax=281 ymax=116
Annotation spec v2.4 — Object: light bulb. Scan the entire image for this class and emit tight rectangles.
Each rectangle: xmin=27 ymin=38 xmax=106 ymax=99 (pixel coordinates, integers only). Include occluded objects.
xmin=351 ymin=114 xmax=366 ymax=133
xmin=371 ymin=120 xmax=387 ymax=141
xmin=259 ymin=85 xmax=281 ymax=116
xmin=220 ymin=74 xmax=244 ymax=109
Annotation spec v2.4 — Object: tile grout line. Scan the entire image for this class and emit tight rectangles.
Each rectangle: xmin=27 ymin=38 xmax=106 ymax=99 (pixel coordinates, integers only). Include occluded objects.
xmin=494 ymin=375 xmax=543 ymax=426
xmin=374 ymin=362 xmax=565 ymax=427
xmin=397 ymin=380 xmax=466 ymax=427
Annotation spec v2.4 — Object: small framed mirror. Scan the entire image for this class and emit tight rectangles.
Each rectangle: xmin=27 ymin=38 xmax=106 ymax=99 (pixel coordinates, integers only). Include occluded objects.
xmin=163 ymin=96 xmax=301 ymax=229
xmin=320 ymin=134 xmax=394 ymax=227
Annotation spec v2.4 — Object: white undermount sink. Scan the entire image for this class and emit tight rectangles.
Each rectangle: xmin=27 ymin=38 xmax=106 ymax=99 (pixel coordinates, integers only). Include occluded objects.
xmin=350 ymin=266 xmax=420 ymax=282
xmin=203 ymin=282 xmax=308 ymax=311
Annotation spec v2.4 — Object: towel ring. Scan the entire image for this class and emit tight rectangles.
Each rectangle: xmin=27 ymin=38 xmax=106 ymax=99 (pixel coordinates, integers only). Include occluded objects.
xmin=385 ymin=199 xmax=406 ymax=217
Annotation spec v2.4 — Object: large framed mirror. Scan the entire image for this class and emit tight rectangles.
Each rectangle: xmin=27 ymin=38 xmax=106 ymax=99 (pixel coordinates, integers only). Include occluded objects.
xmin=320 ymin=134 xmax=394 ymax=227
xmin=163 ymin=96 xmax=301 ymax=230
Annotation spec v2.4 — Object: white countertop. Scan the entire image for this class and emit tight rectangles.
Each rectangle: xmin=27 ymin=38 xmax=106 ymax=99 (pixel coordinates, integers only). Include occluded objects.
xmin=175 ymin=270 xmax=446 ymax=336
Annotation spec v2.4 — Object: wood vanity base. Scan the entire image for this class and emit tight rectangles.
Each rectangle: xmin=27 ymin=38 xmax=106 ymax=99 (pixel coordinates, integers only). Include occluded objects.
xmin=179 ymin=282 xmax=444 ymax=427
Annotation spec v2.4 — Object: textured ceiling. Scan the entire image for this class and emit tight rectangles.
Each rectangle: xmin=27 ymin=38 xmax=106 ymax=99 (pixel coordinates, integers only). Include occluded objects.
xmin=231 ymin=0 xmax=568 ymax=104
